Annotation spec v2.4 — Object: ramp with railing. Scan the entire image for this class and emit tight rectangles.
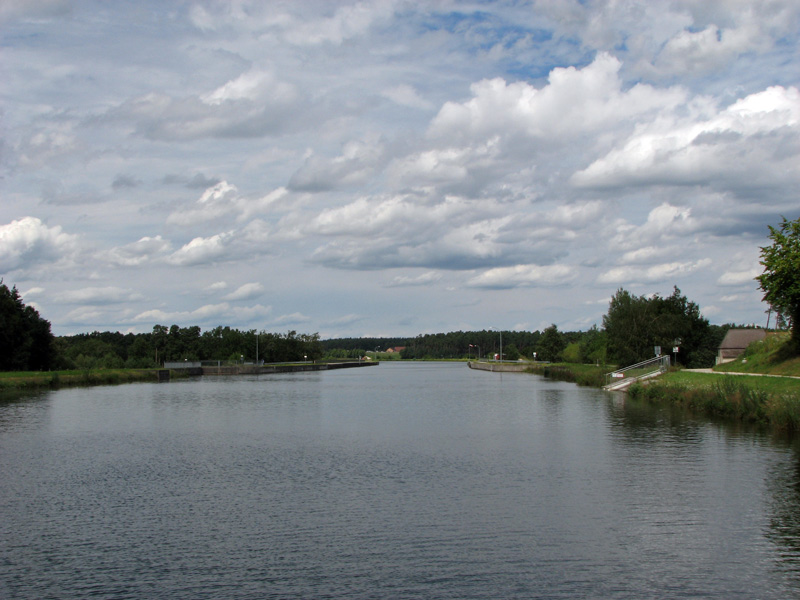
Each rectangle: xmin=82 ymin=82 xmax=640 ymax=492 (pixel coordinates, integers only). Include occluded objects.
xmin=604 ymin=355 xmax=670 ymax=391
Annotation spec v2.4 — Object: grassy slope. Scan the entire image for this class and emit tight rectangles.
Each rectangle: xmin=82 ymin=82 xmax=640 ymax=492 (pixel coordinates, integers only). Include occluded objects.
xmin=712 ymin=331 xmax=800 ymax=377
xmin=0 ymin=369 xmax=171 ymax=392
xmin=630 ymin=333 xmax=800 ymax=429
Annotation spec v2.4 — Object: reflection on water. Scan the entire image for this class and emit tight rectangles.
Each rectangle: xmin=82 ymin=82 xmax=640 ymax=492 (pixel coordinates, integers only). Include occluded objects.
xmin=1 ymin=363 xmax=799 ymax=599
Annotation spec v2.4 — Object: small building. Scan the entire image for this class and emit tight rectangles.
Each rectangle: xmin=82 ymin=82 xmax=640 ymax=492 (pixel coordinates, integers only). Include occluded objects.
xmin=716 ymin=329 xmax=767 ymax=364
xmin=386 ymin=346 xmax=406 ymax=354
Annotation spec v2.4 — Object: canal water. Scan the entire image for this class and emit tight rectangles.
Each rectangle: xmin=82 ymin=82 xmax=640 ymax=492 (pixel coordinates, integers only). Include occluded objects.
xmin=1 ymin=362 xmax=800 ymax=599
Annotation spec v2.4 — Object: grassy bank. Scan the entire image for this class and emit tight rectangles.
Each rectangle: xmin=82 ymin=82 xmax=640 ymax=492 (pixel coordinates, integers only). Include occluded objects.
xmin=628 ymin=372 xmax=800 ymax=430
xmin=527 ymin=362 xmax=610 ymax=387
xmin=0 ymin=368 xmax=182 ymax=392
xmin=529 ymin=338 xmax=800 ymax=430
xmin=626 ymin=333 xmax=800 ymax=430
xmin=714 ymin=331 xmax=800 ymax=377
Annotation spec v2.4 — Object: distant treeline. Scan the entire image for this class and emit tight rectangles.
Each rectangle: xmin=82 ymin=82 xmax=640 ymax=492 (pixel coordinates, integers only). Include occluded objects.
xmin=322 ymin=289 xmax=743 ymax=368
xmin=55 ymin=326 xmax=324 ymax=369
xmin=1 ymin=279 xmax=754 ymax=372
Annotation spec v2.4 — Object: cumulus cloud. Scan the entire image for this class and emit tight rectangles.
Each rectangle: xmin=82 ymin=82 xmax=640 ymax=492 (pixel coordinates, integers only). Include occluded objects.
xmin=306 ymin=193 xmax=518 ymax=270
xmin=0 ymin=0 xmax=70 ymax=23
xmin=17 ymin=124 xmax=81 ymax=168
xmin=134 ymin=302 xmax=272 ymax=324
xmin=283 ymin=1 xmax=395 ymax=46
xmin=597 ymin=259 xmax=713 ymax=285
xmin=385 ymin=271 xmax=442 ymax=287
xmin=572 ymin=85 xmax=800 ymax=194
xmin=167 ymin=232 xmax=235 ymax=267
xmin=108 ymin=72 xmax=301 ymax=141
xmin=167 ymin=181 xmax=240 ymax=227
xmin=111 ymin=174 xmax=141 ymax=190
xmin=717 ymin=268 xmax=761 ymax=286
xmin=163 ymin=173 xmax=222 ymax=189
xmin=0 ymin=216 xmax=80 ymax=271
xmin=428 ymin=53 xmax=685 ymax=144
xmin=223 ymin=282 xmax=265 ymax=301
xmin=467 ymin=264 xmax=576 ymax=289
xmin=107 ymin=236 xmax=171 ymax=267
xmin=271 ymin=312 xmax=311 ymax=325
xmin=56 ymin=286 xmax=144 ymax=304
xmin=167 ymin=182 xmax=288 ymax=226
xmin=382 ymin=84 xmax=434 ymax=110
xmin=288 ymin=139 xmax=386 ymax=192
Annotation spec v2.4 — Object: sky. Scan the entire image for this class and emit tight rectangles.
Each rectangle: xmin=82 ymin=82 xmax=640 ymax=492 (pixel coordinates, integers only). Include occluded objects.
xmin=1 ymin=0 xmax=799 ymax=338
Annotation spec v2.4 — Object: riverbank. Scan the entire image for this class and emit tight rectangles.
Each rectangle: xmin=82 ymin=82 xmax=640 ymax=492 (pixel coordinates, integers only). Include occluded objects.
xmin=0 ymin=368 xmax=178 ymax=392
xmin=0 ymin=361 xmax=378 ymax=393
xmin=523 ymin=356 xmax=800 ymax=430
xmin=526 ymin=362 xmax=609 ymax=387
xmin=627 ymin=371 xmax=800 ymax=430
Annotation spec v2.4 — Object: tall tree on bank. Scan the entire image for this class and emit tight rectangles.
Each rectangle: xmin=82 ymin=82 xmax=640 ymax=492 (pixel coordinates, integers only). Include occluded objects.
xmin=603 ymin=287 xmax=713 ymax=368
xmin=757 ymin=216 xmax=800 ymax=350
xmin=0 ymin=281 xmax=56 ymax=371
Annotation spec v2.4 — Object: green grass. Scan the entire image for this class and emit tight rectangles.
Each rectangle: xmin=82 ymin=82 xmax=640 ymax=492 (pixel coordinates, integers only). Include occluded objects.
xmin=0 ymin=368 xmax=176 ymax=392
xmin=714 ymin=332 xmax=800 ymax=377
xmin=628 ymin=334 xmax=800 ymax=430
xmin=660 ymin=370 xmax=800 ymax=395
xmin=528 ymin=362 xmax=611 ymax=387
xmin=532 ymin=336 xmax=800 ymax=430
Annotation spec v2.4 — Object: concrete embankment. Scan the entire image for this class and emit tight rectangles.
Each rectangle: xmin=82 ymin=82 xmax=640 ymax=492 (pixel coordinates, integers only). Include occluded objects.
xmin=468 ymin=361 xmax=530 ymax=373
xmin=201 ymin=361 xmax=378 ymax=376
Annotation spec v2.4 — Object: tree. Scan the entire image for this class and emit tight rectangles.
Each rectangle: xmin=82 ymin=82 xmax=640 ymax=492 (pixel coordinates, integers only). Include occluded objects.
xmin=537 ymin=324 xmax=565 ymax=362
xmin=603 ymin=287 xmax=714 ymax=368
xmin=757 ymin=216 xmax=800 ymax=349
xmin=0 ymin=281 xmax=56 ymax=371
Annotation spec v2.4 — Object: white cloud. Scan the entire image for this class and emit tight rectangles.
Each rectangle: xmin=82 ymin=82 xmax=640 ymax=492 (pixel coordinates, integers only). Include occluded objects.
xmin=385 ymin=271 xmax=442 ymax=287
xmin=283 ymin=1 xmax=395 ymax=46
xmin=382 ymin=84 xmax=434 ymax=110
xmin=717 ymin=268 xmax=761 ymax=286
xmin=207 ymin=281 xmax=228 ymax=292
xmin=2 ymin=1 xmax=795 ymax=335
xmin=107 ymin=236 xmax=171 ymax=267
xmin=57 ymin=287 xmax=144 ymax=305
xmin=223 ymin=282 xmax=265 ymax=301
xmin=597 ymin=258 xmax=712 ymax=285
xmin=133 ymin=303 xmax=272 ymax=325
xmin=428 ymin=53 xmax=685 ymax=144
xmin=167 ymin=233 xmax=234 ymax=266
xmin=467 ymin=264 xmax=576 ymax=289
xmin=572 ymin=85 xmax=800 ymax=193
xmin=272 ymin=312 xmax=311 ymax=325
xmin=0 ymin=216 xmax=80 ymax=271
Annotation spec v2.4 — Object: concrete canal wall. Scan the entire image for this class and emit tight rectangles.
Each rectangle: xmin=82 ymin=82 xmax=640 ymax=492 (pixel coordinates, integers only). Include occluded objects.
xmin=468 ymin=361 xmax=530 ymax=373
xmin=166 ymin=361 xmax=379 ymax=377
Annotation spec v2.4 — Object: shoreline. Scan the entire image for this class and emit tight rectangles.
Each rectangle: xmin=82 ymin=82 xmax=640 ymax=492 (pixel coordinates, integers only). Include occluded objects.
xmin=0 ymin=361 xmax=379 ymax=394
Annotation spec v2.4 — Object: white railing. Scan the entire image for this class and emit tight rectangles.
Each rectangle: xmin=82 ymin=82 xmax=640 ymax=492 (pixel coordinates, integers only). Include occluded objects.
xmin=605 ymin=355 xmax=670 ymax=390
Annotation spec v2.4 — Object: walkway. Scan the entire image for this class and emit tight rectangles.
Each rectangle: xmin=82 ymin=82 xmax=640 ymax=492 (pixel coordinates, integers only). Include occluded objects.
xmin=684 ymin=368 xmax=800 ymax=380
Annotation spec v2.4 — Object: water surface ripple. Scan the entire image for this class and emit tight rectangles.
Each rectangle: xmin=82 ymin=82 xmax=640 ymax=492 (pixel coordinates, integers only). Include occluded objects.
xmin=2 ymin=362 xmax=799 ymax=598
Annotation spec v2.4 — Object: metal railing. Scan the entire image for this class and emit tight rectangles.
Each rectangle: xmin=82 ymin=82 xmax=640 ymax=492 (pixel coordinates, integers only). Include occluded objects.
xmin=605 ymin=355 xmax=670 ymax=389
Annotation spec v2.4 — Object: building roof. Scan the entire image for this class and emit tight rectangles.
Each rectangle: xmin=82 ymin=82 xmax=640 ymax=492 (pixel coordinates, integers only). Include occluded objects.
xmin=718 ymin=328 xmax=767 ymax=351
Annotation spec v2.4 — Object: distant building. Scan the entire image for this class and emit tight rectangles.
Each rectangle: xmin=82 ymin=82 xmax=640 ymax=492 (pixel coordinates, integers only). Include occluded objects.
xmin=386 ymin=346 xmax=406 ymax=354
xmin=716 ymin=329 xmax=767 ymax=364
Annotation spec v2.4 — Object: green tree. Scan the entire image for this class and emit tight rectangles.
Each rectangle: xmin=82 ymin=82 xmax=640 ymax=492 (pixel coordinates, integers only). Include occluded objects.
xmin=0 ymin=281 xmax=55 ymax=371
xmin=504 ymin=343 xmax=520 ymax=361
xmin=603 ymin=287 xmax=713 ymax=368
xmin=757 ymin=216 xmax=800 ymax=349
xmin=537 ymin=324 xmax=565 ymax=362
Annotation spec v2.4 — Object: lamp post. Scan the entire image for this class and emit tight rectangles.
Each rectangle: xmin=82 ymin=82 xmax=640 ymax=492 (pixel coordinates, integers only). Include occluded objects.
xmin=489 ymin=327 xmax=502 ymax=361
xmin=500 ymin=330 xmax=503 ymax=363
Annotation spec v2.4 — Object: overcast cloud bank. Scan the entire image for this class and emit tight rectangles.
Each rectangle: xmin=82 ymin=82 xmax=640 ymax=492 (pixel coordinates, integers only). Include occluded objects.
xmin=1 ymin=0 xmax=798 ymax=336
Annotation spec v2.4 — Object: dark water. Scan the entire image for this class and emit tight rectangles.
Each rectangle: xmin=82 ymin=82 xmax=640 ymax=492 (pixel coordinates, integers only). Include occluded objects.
xmin=2 ymin=362 xmax=800 ymax=599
